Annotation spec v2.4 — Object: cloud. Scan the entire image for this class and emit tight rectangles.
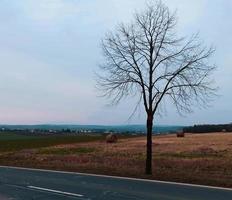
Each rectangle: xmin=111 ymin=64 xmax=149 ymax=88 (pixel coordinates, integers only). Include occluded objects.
xmin=0 ymin=48 xmax=99 ymax=124
xmin=17 ymin=0 xmax=80 ymax=24
xmin=0 ymin=0 xmax=231 ymax=125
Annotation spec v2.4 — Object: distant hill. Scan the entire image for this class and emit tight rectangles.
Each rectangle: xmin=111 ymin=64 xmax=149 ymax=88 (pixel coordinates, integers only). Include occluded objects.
xmin=0 ymin=124 xmax=184 ymax=134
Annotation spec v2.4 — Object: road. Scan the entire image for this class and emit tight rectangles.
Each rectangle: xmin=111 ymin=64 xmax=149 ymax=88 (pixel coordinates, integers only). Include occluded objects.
xmin=0 ymin=166 xmax=232 ymax=200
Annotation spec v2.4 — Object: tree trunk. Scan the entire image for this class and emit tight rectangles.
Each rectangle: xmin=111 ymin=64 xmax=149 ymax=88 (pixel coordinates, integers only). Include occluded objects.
xmin=146 ymin=114 xmax=153 ymax=175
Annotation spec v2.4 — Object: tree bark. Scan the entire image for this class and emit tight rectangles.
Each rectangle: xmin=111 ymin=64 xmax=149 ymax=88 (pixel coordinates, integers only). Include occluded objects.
xmin=146 ymin=113 xmax=153 ymax=175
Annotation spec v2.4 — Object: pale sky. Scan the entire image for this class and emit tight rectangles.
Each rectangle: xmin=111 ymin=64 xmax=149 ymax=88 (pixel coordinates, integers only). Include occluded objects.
xmin=0 ymin=0 xmax=231 ymax=125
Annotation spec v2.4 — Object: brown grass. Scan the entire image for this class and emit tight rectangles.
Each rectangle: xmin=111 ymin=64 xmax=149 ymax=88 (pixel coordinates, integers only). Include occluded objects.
xmin=1 ymin=132 xmax=232 ymax=187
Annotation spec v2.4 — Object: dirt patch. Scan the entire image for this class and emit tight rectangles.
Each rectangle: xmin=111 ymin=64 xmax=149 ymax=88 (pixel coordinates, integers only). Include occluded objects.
xmin=39 ymin=147 xmax=97 ymax=155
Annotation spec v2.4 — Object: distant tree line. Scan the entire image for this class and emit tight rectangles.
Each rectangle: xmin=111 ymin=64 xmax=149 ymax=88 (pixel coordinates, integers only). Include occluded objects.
xmin=183 ymin=124 xmax=232 ymax=133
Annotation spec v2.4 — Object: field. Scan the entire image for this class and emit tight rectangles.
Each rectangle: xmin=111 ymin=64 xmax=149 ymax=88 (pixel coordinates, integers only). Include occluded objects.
xmin=0 ymin=132 xmax=232 ymax=188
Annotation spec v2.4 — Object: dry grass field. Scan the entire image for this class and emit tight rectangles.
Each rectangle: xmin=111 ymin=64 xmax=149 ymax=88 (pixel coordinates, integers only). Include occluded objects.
xmin=1 ymin=132 xmax=232 ymax=187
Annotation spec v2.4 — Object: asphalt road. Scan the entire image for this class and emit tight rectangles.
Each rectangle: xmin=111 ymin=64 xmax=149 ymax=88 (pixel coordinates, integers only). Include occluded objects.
xmin=0 ymin=166 xmax=232 ymax=200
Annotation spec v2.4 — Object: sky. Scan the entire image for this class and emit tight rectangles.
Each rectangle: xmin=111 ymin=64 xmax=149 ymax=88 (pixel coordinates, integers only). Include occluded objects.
xmin=0 ymin=0 xmax=231 ymax=125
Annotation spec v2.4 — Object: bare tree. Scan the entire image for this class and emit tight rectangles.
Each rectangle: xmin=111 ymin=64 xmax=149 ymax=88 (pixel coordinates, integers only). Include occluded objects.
xmin=96 ymin=1 xmax=217 ymax=175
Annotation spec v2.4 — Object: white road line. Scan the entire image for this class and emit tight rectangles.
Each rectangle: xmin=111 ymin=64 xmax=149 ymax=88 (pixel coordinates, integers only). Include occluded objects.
xmin=1 ymin=165 xmax=232 ymax=192
xmin=27 ymin=186 xmax=84 ymax=197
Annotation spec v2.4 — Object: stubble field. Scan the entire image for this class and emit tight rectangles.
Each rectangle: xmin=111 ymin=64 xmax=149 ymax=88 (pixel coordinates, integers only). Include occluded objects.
xmin=0 ymin=132 xmax=232 ymax=188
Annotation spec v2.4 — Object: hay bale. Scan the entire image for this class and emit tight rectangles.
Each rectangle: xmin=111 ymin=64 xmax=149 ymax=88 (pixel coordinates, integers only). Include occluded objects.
xmin=106 ymin=133 xmax=118 ymax=143
xmin=176 ymin=131 xmax=185 ymax=138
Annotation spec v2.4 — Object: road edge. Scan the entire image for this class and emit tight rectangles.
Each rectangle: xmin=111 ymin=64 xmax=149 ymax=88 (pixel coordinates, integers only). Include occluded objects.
xmin=0 ymin=165 xmax=231 ymax=192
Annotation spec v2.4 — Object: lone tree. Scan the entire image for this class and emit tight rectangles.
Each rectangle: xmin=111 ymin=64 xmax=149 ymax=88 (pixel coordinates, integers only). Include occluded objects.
xmin=96 ymin=1 xmax=216 ymax=175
